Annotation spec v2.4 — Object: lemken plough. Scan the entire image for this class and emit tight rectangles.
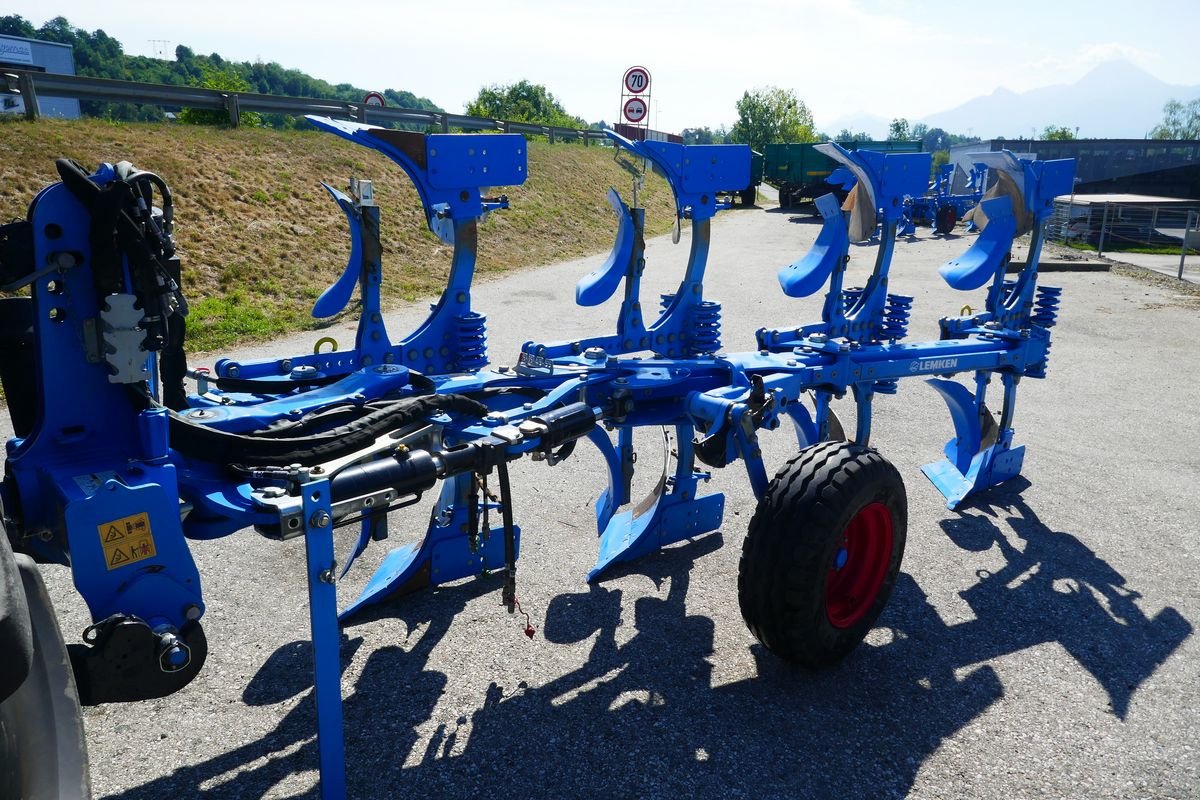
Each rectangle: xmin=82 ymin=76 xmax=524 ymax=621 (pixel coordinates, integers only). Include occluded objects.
xmin=0 ymin=116 xmax=1073 ymax=797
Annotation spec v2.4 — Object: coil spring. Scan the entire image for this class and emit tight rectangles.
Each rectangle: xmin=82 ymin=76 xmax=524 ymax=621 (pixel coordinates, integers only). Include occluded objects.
xmin=842 ymin=286 xmax=864 ymax=314
xmin=689 ymin=300 xmax=722 ymax=355
xmin=456 ymin=312 xmax=488 ymax=371
xmin=880 ymin=293 xmax=913 ymax=341
xmin=1032 ymin=285 xmax=1061 ymax=328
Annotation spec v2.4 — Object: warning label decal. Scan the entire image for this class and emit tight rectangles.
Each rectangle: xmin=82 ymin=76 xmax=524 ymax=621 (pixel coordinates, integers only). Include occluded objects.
xmin=97 ymin=512 xmax=156 ymax=570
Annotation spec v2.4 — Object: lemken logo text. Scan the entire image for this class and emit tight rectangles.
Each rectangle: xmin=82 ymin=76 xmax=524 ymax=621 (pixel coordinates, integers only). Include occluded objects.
xmin=910 ymin=357 xmax=960 ymax=373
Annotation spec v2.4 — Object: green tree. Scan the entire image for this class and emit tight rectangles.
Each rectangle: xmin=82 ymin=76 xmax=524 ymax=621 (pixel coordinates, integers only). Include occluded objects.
xmin=683 ymin=126 xmax=719 ymax=145
xmin=729 ymin=87 xmax=815 ymax=151
xmin=835 ymin=128 xmax=872 ymax=142
xmin=466 ymin=80 xmax=585 ymax=130
xmin=1041 ymin=125 xmax=1076 ymax=140
xmin=888 ymin=117 xmax=911 ymax=141
xmin=1150 ymin=98 xmax=1200 ymax=139
xmin=178 ymin=65 xmax=261 ymax=127
xmin=0 ymin=14 xmax=36 ymax=38
xmin=918 ymin=126 xmax=951 ymax=151
xmin=8 ymin=15 xmax=442 ymax=126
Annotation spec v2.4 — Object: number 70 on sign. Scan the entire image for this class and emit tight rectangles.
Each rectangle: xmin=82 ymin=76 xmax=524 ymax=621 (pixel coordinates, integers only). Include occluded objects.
xmin=623 ymin=66 xmax=650 ymax=94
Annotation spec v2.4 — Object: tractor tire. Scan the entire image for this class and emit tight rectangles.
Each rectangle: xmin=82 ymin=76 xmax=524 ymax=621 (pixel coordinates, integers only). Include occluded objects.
xmin=741 ymin=187 xmax=757 ymax=206
xmin=777 ymin=184 xmax=792 ymax=209
xmin=738 ymin=440 xmax=907 ymax=666
xmin=0 ymin=542 xmax=90 ymax=800
xmin=934 ymin=204 xmax=958 ymax=235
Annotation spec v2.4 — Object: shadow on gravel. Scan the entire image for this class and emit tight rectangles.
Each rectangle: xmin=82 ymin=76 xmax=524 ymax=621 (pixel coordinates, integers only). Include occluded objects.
xmin=938 ymin=482 xmax=1192 ymax=720
xmin=104 ymin=486 xmax=1191 ymax=799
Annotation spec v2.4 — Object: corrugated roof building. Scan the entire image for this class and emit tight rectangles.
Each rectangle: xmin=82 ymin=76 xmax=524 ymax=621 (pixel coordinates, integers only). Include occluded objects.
xmin=0 ymin=33 xmax=81 ymax=119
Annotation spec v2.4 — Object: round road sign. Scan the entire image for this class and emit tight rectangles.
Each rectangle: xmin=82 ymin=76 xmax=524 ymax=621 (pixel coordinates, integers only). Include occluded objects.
xmin=363 ymin=91 xmax=386 ymax=107
xmin=623 ymin=97 xmax=648 ymax=124
xmin=623 ymin=66 xmax=650 ymax=94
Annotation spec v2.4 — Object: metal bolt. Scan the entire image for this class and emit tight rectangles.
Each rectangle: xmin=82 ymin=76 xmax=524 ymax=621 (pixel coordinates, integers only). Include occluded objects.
xmin=311 ymin=466 xmax=325 ymax=475
xmin=310 ymin=511 xmax=331 ymax=528
xmin=279 ymin=359 xmax=292 ymax=372
xmin=48 ymin=307 xmax=65 ymax=321
xmin=226 ymin=365 xmax=240 ymax=377
xmin=319 ymin=569 xmax=336 ymax=584
xmin=184 ymin=604 xmax=202 ymax=621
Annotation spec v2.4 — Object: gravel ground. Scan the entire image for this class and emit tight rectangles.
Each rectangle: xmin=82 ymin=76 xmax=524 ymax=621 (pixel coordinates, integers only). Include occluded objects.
xmin=19 ymin=197 xmax=1200 ymax=799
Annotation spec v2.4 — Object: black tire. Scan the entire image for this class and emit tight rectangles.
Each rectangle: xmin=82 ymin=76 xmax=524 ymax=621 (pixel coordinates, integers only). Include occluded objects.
xmin=934 ymin=204 xmax=958 ymax=234
xmin=0 ymin=552 xmax=90 ymax=799
xmin=738 ymin=440 xmax=907 ymax=665
xmin=777 ymin=184 xmax=792 ymax=208
xmin=741 ymin=186 xmax=756 ymax=205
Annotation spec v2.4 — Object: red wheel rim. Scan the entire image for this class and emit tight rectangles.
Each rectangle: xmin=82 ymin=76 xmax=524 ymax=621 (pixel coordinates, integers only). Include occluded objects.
xmin=824 ymin=502 xmax=894 ymax=629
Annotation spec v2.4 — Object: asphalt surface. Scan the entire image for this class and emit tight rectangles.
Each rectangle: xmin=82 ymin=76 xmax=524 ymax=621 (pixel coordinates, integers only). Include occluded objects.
xmin=23 ymin=195 xmax=1200 ymax=799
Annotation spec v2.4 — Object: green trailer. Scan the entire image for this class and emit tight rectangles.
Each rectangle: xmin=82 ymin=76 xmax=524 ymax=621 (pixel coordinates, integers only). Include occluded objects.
xmin=765 ymin=140 xmax=922 ymax=209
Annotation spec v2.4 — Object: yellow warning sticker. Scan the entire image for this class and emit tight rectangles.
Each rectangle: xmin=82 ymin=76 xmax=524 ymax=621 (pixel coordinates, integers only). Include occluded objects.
xmin=97 ymin=512 xmax=157 ymax=570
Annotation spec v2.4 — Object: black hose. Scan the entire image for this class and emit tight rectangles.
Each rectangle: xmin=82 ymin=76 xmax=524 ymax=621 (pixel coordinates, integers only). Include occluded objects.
xmin=129 ymin=385 xmax=488 ymax=467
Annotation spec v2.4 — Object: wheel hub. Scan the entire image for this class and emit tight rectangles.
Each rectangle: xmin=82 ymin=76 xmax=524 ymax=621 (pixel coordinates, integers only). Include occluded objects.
xmin=825 ymin=502 xmax=894 ymax=629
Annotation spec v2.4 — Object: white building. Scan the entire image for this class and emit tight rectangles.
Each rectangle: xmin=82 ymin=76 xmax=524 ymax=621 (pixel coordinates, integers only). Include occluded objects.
xmin=0 ymin=33 xmax=81 ymax=119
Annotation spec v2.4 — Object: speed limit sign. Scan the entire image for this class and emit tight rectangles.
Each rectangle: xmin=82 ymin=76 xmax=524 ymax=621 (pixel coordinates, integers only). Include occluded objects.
xmin=623 ymin=66 xmax=650 ymax=94
xmin=623 ymin=97 xmax=648 ymax=123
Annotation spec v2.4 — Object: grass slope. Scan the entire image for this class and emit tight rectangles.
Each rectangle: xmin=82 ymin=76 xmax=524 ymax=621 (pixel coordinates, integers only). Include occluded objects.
xmin=0 ymin=118 xmax=675 ymax=352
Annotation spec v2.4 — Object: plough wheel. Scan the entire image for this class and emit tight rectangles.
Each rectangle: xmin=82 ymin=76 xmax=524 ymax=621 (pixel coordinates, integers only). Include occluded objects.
xmin=738 ymin=441 xmax=907 ymax=665
xmin=934 ymin=204 xmax=958 ymax=234
xmin=0 ymin=537 xmax=90 ymax=799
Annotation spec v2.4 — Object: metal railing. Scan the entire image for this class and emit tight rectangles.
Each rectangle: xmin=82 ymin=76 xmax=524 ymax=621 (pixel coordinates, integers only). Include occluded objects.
xmin=1049 ymin=198 xmax=1200 ymax=280
xmin=1 ymin=69 xmax=609 ymax=144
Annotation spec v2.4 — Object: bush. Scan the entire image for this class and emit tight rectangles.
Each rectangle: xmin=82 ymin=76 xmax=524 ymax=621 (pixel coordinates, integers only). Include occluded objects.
xmin=179 ymin=65 xmax=262 ymax=128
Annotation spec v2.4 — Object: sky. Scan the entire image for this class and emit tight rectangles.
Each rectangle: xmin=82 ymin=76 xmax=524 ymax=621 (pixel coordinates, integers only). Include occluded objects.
xmin=6 ymin=0 xmax=1199 ymax=134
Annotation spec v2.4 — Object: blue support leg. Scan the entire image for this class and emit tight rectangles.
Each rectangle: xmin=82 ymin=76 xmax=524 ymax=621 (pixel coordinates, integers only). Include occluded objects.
xmin=301 ymin=478 xmax=346 ymax=800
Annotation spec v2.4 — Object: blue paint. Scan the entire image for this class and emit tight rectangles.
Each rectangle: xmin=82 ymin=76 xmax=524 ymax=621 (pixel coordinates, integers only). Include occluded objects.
xmin=1 ymin=118 xmax=1073 ymax=797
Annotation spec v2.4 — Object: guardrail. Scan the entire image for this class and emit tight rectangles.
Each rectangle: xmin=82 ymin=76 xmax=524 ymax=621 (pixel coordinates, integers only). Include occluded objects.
xmin=1 ymin=69 xmax=609 ymax=144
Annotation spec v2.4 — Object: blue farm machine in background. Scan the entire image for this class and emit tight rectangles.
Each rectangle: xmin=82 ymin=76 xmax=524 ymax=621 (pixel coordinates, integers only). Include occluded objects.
xmin=0 ymin=118 xmax=1073 ymax=798
xmin=907 ymin=161 xmax=990 ymax=234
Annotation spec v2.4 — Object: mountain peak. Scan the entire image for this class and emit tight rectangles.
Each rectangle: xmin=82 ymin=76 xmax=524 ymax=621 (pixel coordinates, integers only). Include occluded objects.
xmin=920 ymin=59 xmax=1198 ymax=138
xmin=1076 ymin=59 xmax=1164 ymax=89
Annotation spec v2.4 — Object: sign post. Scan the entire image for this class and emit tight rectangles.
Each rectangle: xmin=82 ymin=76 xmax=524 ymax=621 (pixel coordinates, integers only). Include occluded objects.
xmin=360 ymin=91 xmax=385 ymax=123
xmin=619 ymin=66 xmax=651 ymax=140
